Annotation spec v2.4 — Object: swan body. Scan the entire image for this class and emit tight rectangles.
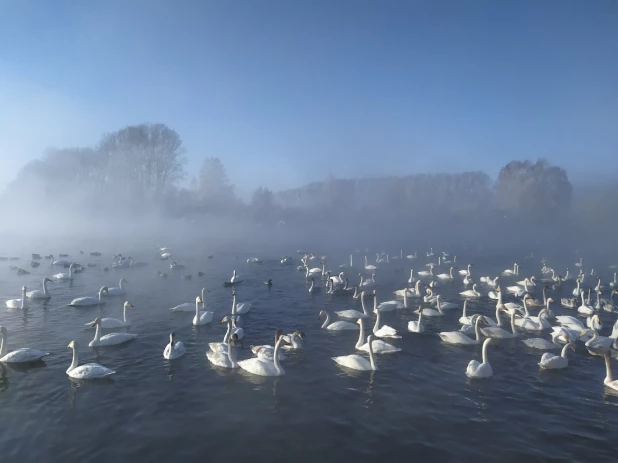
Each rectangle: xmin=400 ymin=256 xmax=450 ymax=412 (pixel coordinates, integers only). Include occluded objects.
xmin=193 ymin=296 xmax=213 ymax=326
xmin=308 ymin=278 xmax=321 ymax=294
xmin=434 ymin=295 xmax=458 ymax=310
xmin=247 ymin=257 xmax=260 ymax=263
xmin=502 ymin=263 xmax=518 ymax=276
xmin=577 ymin=291 xmax=595 ymax=315
xmin=66 ymin=340 xmax=115 ymax=379
xmin=539 ymin=343 xmax=575 ymax=369
xmin=604 ymin=352 xmax=618 ymax=391
xmin=408 ymin=307 xmax=425 ymax=333
xmin=522 ymin=336 xmax=561 ymax=350
xmin=581 ymin=329 xmax=614 ymax=349
xmin=481 ymin=310 xmax=520 ymax=339
xmin=26 ymin=278 xmax=53 ymax=299
xmin=105 ymin=278 xmax=128 ymax=296
xmin=319 ymin=310 xmax=359 ymax=330
xmin=231 ymin=290 xmax=251 ymax=314
xmin=238 ymin=333 xmax=286 ymax=376
xmin=460 ymin=284 xmax=480 ymax=298
xmin=466 ymin=338 xmax=493 ymax=378
xmin=51 ymin=263 xmax=75 ymax=281
xmin=336 ymin=291 xmax=372 ymax=319
xmin=88 ymin=318 xmax=137 ymax=347
xmin=333 ymin=334 xmax=378 ymax=371
xmin=436 ymin=267 xmax=454 ymax=280
xmin=68 ymin=287 xmax=108 ymax=307
xmin=230 ymin=270 xmax=243 ymax=284
xmin=459 ymin=264 xmax=472 ymax=276
xmin=85 ymin=301 xmax=133 ymax=328
xmin=6 ymin=286 xmax=29 ymax=309
xmin=372 ymin=303 xmax=400 ymax=338
xmin=555 ymin=315 xmax=585 ymax=330
xmin=0 ymin=327 xmax=49 ymax=363
xmin=207 ymin=334 xmax=241 ymax=368
xmin=356 ymin=318 xmax=400 ymax=353
xmin=163 ymin=332 xmax=186 ymax=359
xmin=440 ymin=315 xmax=485 ymax=345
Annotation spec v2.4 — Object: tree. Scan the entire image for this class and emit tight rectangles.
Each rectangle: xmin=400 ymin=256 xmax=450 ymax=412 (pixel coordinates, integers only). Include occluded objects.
xmin=250 ymin=186 xmax=276 ymax=221
xmin=196 ymin=157 xmax=237 ymax=212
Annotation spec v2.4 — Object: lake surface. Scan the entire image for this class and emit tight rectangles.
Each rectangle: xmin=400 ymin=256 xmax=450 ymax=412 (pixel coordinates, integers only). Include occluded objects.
xmin=1 ymin=248 xmax=618 ymax=463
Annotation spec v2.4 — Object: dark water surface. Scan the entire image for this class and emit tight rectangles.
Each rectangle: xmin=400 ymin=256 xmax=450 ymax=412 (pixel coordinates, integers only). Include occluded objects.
xmin=1 ymin=249 xmax=618 ymax=463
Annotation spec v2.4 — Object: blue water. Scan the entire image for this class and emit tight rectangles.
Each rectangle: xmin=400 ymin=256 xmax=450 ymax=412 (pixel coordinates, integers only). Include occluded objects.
xmin=1 ymin=249 xmax=617 ymax=463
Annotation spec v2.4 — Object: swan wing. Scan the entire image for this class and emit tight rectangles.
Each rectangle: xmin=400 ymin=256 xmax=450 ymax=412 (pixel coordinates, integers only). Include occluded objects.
xmin=357 ymin=340 xmax=400 ymax=354
xmin=238 ymin=358 xmax=282 ymax=376
xmin=332 ymin=354 xmax=372 ymax=370
xmin=439 ymin=331 xmax=475 ymax=345
xmin=68 ymin=363 xmax=115 ymax=379
xmin=0 ymin=348 xmax=49 ymax=363
xmin=327 ymin=321 xmax=359 ymax=330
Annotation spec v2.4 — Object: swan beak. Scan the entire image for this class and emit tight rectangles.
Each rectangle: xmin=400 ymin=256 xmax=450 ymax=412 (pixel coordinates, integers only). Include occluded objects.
xmin=128 ymin=303 xmax=133 ymax=307
xmin=570 ymin=345 xmax=576 ymax=353
xmin=579 ymin=332 xmax=585 ymax=338
xmin=221 ymin=318 xmax=226 ymax=323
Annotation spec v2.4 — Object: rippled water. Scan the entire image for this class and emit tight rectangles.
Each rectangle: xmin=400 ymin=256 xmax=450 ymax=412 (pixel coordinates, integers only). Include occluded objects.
xmin=1 ymin=249 xmax=618 ymax=463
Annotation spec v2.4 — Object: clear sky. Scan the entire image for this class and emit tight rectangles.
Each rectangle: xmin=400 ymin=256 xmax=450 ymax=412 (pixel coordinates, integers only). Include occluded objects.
xmin=1 ymin=0 xmax=617 ymax=197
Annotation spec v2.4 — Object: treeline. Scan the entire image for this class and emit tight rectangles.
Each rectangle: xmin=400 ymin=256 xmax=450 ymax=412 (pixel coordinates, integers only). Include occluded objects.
xmin=0 ymin=122 xmax=584 ymax=231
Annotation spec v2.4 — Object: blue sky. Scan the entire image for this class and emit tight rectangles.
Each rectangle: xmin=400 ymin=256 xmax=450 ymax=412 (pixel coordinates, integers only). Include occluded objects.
xmin=1 ymin=0 xmax=617 ymax=197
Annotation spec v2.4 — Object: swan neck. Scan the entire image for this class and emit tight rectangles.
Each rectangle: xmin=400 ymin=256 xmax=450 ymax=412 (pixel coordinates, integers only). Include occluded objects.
xmin=474 ymin=315 xmax=482 ymax=341
xmin=510 ymin=311 xmax=518 ymax=335
xmin=94 ymin=322 xmax=101 ymax=342
xmin=495 ymin=305 xmax=502 ymax=327
xmin=0 ymin=332 xmax=6 ymax=358
xmin=223 ymin=322 xmax=232 ymax=343
xmin=415 ymin=280 xmax=421 ymax=293
xmin=356 ymin=320 xmax=365 ymax=349
xmin=403 ymin=290 xmax=408 ymax=308
xmin=67 ymin=346 xmax=79 ymax=373
xmin=21 ymin=287 xmax=26 ymax=309
xmin=367 ymin=337 xmax=377 ymax=370
xmin=123 ymin=304 xmax=128 ymax=323
xmin=561 ymin=344 xmax=570 ymax=358
xmin=606 ymin=354 xmax=614 ymax=383
xmin=482 ymin=339 xmax=490 ymax=364
xmin=232 ymin=294 xmax=236 ymax=315
xmin=196 ymin=299 xmax=200 ymax=316
xmin=43 ymin=279 xmax=49 ymax=295
xmin=321 ymin=312 xmax=330 ymax=329
xmin=272 ymin=338 xmax=284 ymax=373
xmin=228 ymin=340 xmax=238 ymax=367
xmin=373 ymin=308 xmax=381 ymax=333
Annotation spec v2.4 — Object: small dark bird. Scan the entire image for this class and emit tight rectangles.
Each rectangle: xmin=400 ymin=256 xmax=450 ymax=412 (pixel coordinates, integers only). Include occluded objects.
xmin=264 ymin=279 xmax=273 ymax=287
xmin=80 ymin=251 xmax=84 ymax=254
xmin=198 ymin=271 xmax=205 ymax=277
xmin=87 ymin=263 xmax=97 ymax=267
xmin=207 ymin=255 xmax=214 ymax=259
xmin=30 ymin=261 xmax=40 ymax=268
xmin=103 ymin=267 xmax=109 ymax=272
xmin=32 ymin=254 xmax=41 ymax=260
xmin=17 ymin=268 xmax=30 ymax=275
xmin=182 ymin=274 xmax=192 ymax=280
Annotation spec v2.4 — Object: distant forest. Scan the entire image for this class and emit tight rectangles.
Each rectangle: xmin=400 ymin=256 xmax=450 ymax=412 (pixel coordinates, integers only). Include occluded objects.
xmin=2 ymin=122 xmax=615 ymax=245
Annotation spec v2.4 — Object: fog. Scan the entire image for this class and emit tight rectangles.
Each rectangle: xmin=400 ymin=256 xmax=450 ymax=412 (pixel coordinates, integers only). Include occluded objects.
xmin=0 ymin=122 xmax=616 ymax=262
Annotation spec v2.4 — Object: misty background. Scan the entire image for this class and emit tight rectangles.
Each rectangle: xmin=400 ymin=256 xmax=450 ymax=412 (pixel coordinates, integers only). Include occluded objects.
xmin=0 ymin=1 xmax=617 ymax=256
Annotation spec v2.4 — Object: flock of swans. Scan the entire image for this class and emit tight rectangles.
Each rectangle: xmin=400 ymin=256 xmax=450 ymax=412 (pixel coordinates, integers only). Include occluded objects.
xmin=3 ymin=247 xmax=618 ymax=392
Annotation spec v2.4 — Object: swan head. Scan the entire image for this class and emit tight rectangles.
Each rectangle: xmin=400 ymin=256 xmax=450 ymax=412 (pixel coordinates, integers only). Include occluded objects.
xmin=229 ymin=333 xmax=242 ymax=348
xmin=124 ymin=301 xmax=133 ymax=308
xmin=91 ymin=317 xmax=101 ymax=327
xmin=356 ymin=318 xmax=363 ymax=325
xmin=43 ymin=277 xmax=53 ymax=283
xmin=318 ymin=310 xmax=326 ymax=320
xmin=372 ymin=289 xmax=377 ymax=296
xmin=196 ymin=296 xmax=203 ymax=304
xmin=100 ymin=286 xmax=109 ymax=294
xmin=121 ymin=278 xmax=128 ymax=284
xmin=67 ymin=340 xmax=76 ymax=349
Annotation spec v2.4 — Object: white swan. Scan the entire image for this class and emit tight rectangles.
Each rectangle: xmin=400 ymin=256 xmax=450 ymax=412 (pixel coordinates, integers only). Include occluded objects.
xmin=587 ymin=314 xmax=602 ymax=331
xmin=238 ymin=332 xmax=286 ymax=376
xmin=408 ymin=307 xmax=425 ymax=333
xmin=481 ymin=310 xmax=520 ymax=339
xmin=163 ymin=332 xmax=186 ymax=359
xmin=460 ymin=284 xmax=480 ymax=298
xmin=408 ymin=269 xmax=416 ymax=284
xmin=359 ymin=273 xmax=376 ymax=290
xmin=420 ymin=303 xmax=444 ymax=317
xmin=364 ymin=256 xmax=377 ymax=271
xmin=308 ymin=278 xmax=321 ymax=294
xmin=51 ymin=263 xmax=75 ymax=281
xmin=515 ymin=308 xmax=551 ymax=331
xmin=332 ymin=334 xmax=378 ymax=371
xmin=577 ymin=290 xmax=595 ymax=315
xmin=539 ymin=343 xmax=575 ymax=369
xmin=68 ymin=286 xmax=108 ymax=307
xmin=85 ymin=301 xmax=133 ymax=329
xmin=0 ymin=326 xmax=49 ymax=363
xmin=417 ymin=264 xmax=434 ymax=278
xmin=209 ymin=317 xmax=235 ymax=354
xmin=375 ymin=290 xmax=404 ymax=312
xmin=247 ymin=257 xmax=260 ymax=263
xmin=105 ymin=278 xmax=128 ymax=296
xmin=434 ymin=295 xmax=458 ymax=310
xmin=555 ymin=315 xmax=585 ymax=330
xmin=319 ymin=310 xmax=358 ymax=330
xmin=439 ymin=315 xmax=486 ymax=345
xmin=610 ymin=272 xmax=617 ymax=288
xmin=522 ymin=332 xmax=562 ymax=350
xmin=580 ymin=329 xmax=614 ymax=349
xmin=373 ymin=305 xmax=400 ymax=339
xmin=6 ymin=286 xmax=29 ymax=309
xmin=231 ymin=289 xmax=251 ymax=314
xmin=402 ymin=280 xmax=424 ymax=298
xmin=437 ymin=267 xmax=454 ymax=280
xmin=572 ymin=279 xmax=583 ymax=297
xmin=466 ymin=338 xmax=493 ymax=378
xmin=192 ymin=295 xmax=213 ymax=326
xmin=601 ymin=290 xmax=618 ymax=312
xmin=575 ymin=257 xmax=583 ymax=268
xmin=66 ymin=341 xmax=115 ymax=379
xmin=603 ymin=352 xmax=618 ymax=391
xmin=88 ymin=317 xmax=137 ymax=347
xmin=356 ymin=318 xmax=400 ymax=354
xmin=481 ymin=276 xmax=499 ymax=286
xmin=305 ymin=265 xmax=321 ymax=279
xmin=280 ymin=331 xmax=305 ymax=350
xmin=502 ymin=263 xmax=518 ymax=276
xmin=561 ymin=297 xmax=577 ymax=309
xmin=336 ymin=290 xmax=372 ymax=319
xmin=488 ymin=288 xmax=500 ymax=300
xmin=463 ymin=270 xmax=474 ymax=286
xmin=207 ymin=333 xmax=241 ymax=368
xmin=251 ymin=330 xmax=287 ymax=360
xmin=517 ymin=276 xmax=535 ymax=286
xmin=459 ymin=264 xmax=473 ymax=276
xmin=26 ymin=278 xmax=53 ymax=299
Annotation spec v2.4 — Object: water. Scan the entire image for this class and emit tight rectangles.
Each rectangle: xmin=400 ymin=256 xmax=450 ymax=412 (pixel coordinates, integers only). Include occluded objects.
xmin=1 ymin=249 xmax=618 ymax=463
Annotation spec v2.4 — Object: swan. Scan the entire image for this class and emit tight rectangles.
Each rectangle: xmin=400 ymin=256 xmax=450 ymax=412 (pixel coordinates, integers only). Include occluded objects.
xmin=247 ymin=257 xmax=260 ymax=263
xmin=373 ymin=304 xmax=400 ymax=339
xmin=539 ymin=343 xmax=575 ymax=369
xmin=507 ymin=279 xmax=530 ymax=296
xmin=408 ymin=307 xmax=425 ymax=333
xmin=460 ymin=284 xmax=480 ymax=298
xmin=466 ymin=338 xmax=493 ymax=378
xmin=403 ymin=280 xmax=424 ymax=298
xmin=421 ymin=303 xmax=444 ymax=317
xmin=488 ymin=288 xmax=500 ymax=300
xmin=207 ymin=333 xmax=242 ymax=368
xmin=434 ymin=295 xmax=458 ymax=310
xmin=555 ymin=315 xmax=585 ymax=330
xmin=517 ymin=276 xmax=536 ymax=286
xmin=481 ymin=276 xmax=499 ymax=286
xmin=516 ymin=297 xmax=554 ymax=325
xmin=417 ymin=265 xmax=434 ymax=278
xmin=408 ymin=269 xmax=416 ymax=284
xmin=308 ymin=278 xmax=321 ymax=294
xmin=162 ymin=332 xmax=186 ymax=359
xmin=364 ymin=256 xmax=377 ymax=271
xmin=192 ymin=295 xmax=213 ymax=326
xmin=561 ymin=297 xmax=577 ymax=309
xmin=580 ymin=329 xmax=614 ymax=349
xmin=51 ymin=263 xmax=75 ymax=281
xmin=437 ymin=267 xmax=454 ymax=280
xmin=406 ymin=251 xmax=418 ymax=260
xmin=319 ymin=310 xmax=359 ymax=330
xmin=427 ymin=248 xmax=434 ymax=257
xmin=356 ymin=318 xmax=400 ymax=354
xmin=440 ymin=315 xmax=486 ymax=345
xmin=515 ymin=308 xmax=551 ymax=331
xmin=610 ymin=273 xmax=617 ymax=288
xmin=458 ymin=300 xmax=475 ymax=324
xmin=424 ymin=288 xmax=437 ymax=304
xmin=231 ymin=289 xmax=251 ymax=314
xmin=26 ymin=278 xmax=53 ymax=299
xmin=577 ymin=291 xmax=595 ymax=315
xmin=587 ymin=314 xmax=602 ymax=331
xmin=88 ymin=318 xmax=137 ymax=347
xmin=209 ymin=317 xmax=235 ymax=354
xmin=305 ymin=265 xmax=321 ymax=279
xmin=0 ymin=327 xmax=49 ymax=363
xmin=503 ymin=292 xmax=533 ymax=316
xmin=359 ymin=273 xmax=376 ymax=290
xmin=572 ymin=279 xmax=583 ymax=297
xmin=603 ymin=352 xmax=618 ymax=391
xmin=522 ymin=332 xmax=562 ymax=350
xmin=463 ymin=270 xmax=474 ymax=286
xmin=104 ymin=278 xmax=128 ymax=297
xmin=66 ymin=341 xmax=115 ymax=379
xmin=502 ymin=263 xmax=518 ymax=276
xmin=85 ymin=301 xmax=133 ymax=329
xmin=238 ymin=331 xmax=286 ymax=376
xmin=251 ymin=330 xmax=287 ymax=360
xmin=230 ymin=270 xmax=243 ymax=284
xmin=481 ymin=310 xmax=520 ymax=339
xmin=595 ymin=277 xmax=604 ymax=291
xmin=374 ymin=290 xmax=404 ymax=312
xmin=68 ymin=287 xmax=108 ymax=307
xmin=601 ymin=290 xmax=618 ymax=312
xmin=51 ymin=255 xmax=70 ymax=266
xmin=335 ymin=290 xmax=372 ymax=319
xmin=575 ymin=257 xmax=583 ymax=268
xmin=280 ymin=331 xmax=305 ymax=350
xmin=459 ymin=264 xmax=473 ymax=276
xmin=332 ymin=334 xmax=378 ymax=371
xmin=339 ymin=254 xmax=354 ymax=269
xmin=6 ymin=286 xmax=29 ymax=309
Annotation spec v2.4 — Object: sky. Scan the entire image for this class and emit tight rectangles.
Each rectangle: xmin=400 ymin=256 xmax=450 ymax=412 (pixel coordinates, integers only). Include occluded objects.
xmin=1 ymin=0 xmax=617 ymax=198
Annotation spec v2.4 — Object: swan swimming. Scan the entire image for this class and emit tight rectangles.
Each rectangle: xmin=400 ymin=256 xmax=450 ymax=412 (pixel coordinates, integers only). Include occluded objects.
xmin=372 ymin=304 xmax=400 ymax=339
xmin=231 ymin=289 xmax=251 ymax=314
xmin=26 ymin=278 xmax=53 ymax=299
xmin=356 ymin=318 xmax=400 ymax=353
xmin=238 ymin=331 xmax=287 ymax=376
xmin=207 ymin=334 xmax=242 ymax=368
xmin=193 ymin=295 xmax=213 ymax=326
xmin=163 ymin=332 xmax=186 ymax=360
xmin=251 ymin=330 xmax=287 ymax=361
xmin=332 ymin=334 xmax=378 ymax=371
xmin=319 ymin=310 xmax=359 ymax=330
xmin=88 ymin=317 xmax=137 ymax=347
xmin=440 ymin=315 xmax=486 ymax=345
xmin=85 ymin=301 xmax=133 ymax=329
xmin=466 ymin=338 xmax=493 ymax=378
xmin=408 ymin=307 xmax=425 ymax=333
xmin=105 ymin=278 xmax=128 ymax=296
xmin=538 ymin=343 xmax=575 ymax=370
xmin=6 ymin=286 xmax=29 ymax=309
xmin=66 ymin=340 xmax=115 ymax=379
xmin=335 ymin=290 xmax=372 ymax=319
xmin=0 ymin=326 xmax=49 ymax=363
xmin=51 ymin=263 xmax=75 ymax=281
xmin=68 ymin=286 xmax=108 ymax=307
xmin=603 ymin=352 xmax=618 ymax=392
